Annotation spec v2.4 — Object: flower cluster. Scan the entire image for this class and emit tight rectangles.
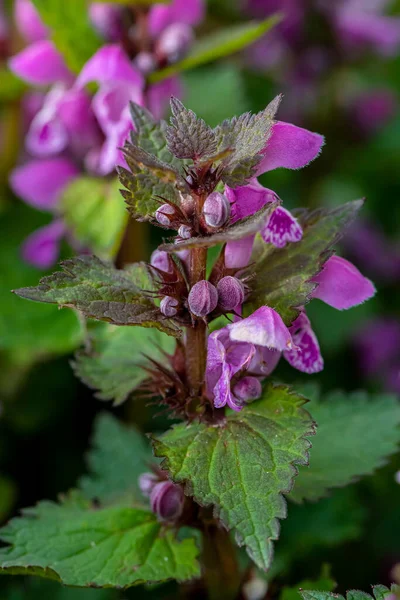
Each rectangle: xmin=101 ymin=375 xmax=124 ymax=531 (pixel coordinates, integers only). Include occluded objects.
xmin=9 ymin=0 xmax=204 ymax=268
xmin=119 ymin=97 xmax=375 ymax=414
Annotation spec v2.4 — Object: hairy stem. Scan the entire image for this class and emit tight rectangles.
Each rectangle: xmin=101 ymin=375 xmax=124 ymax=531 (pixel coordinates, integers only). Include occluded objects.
xmin=185 ymin=246 xmax=208 ymax=395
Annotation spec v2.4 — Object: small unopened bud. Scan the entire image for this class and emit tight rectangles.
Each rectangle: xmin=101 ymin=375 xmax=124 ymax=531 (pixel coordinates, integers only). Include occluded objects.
xmin=203 ymin=191 xmax=231 ymax=229
xmin=134 ymin=51 xmax=156 ymax=75
xmin=155 ymin=203 xmax=175 ymax=227
xmin=178 ymin=225 xmax=192 ymax=239
xmin=233 ymin=376 xmax=262 ymax=403
xmin=150 ymin=249 xmax=173 ymax=274
xmin=150 ymin=480 xmax=184 ymax=521
xmin=156 ymin=23 xmax=194 ymax=63
xmin=217 ymin=276 xmax=245 ymax=311
xmin=188 ymin=280 xmax=218 ymax=317
xmin=160 ymin=296 xmax=179 ymax=317
xmin=139 ymin=472 xmax=158 ymax=497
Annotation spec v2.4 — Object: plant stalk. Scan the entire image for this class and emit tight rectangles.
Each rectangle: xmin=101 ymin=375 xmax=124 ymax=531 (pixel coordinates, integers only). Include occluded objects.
xmin=202 ymin=521 xmax=242 ymax=600
xmin=186 ymin=246 xmax=208 ymax=395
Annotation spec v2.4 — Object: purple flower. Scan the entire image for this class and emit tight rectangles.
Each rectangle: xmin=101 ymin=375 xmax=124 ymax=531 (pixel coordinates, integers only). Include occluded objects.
xmin=224 ymin=113 xmax=324 ymax=268
xmin=333 ymin=0 xmax=400 ymax=57
xmin=206 ymin=306 xmax=294 ymax=410
xmin=89 ymin=3 xmax=123 ymax=42
xmin=188 ymin=280 xmax=218 ymax=317
xmin=148 ymin=0 xmax=204 ymax=38
xmin=311 ymin=255 xmax=376 ymax=310
xmin=354 ymin=317 xmax=400 ymax=395
xmin=351 ymin=89 xmax=397 ymax=135
xmin=284 ymin=310 xmax=324 ymax=374
xmin=14 ymin=0 xmax=49 ymax=43
xmin=150 ymin=480 xmax=184 ymax=522
xmin=21 ymin=219 xmax=66 ymax=269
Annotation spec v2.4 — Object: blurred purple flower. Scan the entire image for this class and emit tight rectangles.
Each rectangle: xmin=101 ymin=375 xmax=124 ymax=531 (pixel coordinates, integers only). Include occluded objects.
xmin=354 ymin=317 xmax=400 ymax=394
xmin=10 ymin=0 xmax=204 ymax=268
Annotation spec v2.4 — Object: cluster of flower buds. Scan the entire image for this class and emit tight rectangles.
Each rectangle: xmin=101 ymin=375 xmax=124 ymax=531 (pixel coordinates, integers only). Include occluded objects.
xmin=139 ymin=471 xmax=185 ymax=522
xmin=188 ymin=276 xmax=245 ymax=317
xmin=153 ymin=191 xmax=231 ymax=236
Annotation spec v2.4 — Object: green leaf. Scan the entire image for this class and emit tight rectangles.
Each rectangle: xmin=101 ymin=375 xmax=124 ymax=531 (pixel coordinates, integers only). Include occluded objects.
xmin=280 ymin=565 xmax=336 ymax=600
xmin=300 ymin=584 xmax=399 ymax=600
xmin=129 ymin=103 xmax=184 ymax=169
xmin=0 ymin=68 xmax=26 ymax=102
xmin=153 ymin=384 xmax=315 ymax=570
xmin=290 ymin=389 xmax=400 ymax=503
xmin=61 ymin=177 xmax=128 ymax=260
xmin=217 ymin=95 xmax=281 ymax=187
xmin=0 ymin=205 xmax=83 ymax=361
xmin=7 ymin=578 xmax=116 ymax=600
xmin=244 ymin=200 xmax=364 ymax=325
xmin=165 ymin=97 xmax=218 ymax=160
xmin=159 ymin=200 xmax=279 ymax=252
xmin=149 ymin=15 xmax=281 ymax=83
xmin=73 ymin=323 xmax=175 ymax=404
xmin=0 ymin=496 xmax=200 ymax=587
xmin=30 ymin=0 xmax=101 ymax=73
xmin=78 ymin=412 xmax=152 ymax=504
xmin=13 ymin=255 xmax=180 ymax=336
xmin=118 ymin=164 xmax=179 ymax=222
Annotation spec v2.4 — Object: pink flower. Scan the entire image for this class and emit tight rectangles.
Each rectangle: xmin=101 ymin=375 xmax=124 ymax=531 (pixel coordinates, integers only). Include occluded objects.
xmin=224 ymin=109 xmax=324 ymax=268
xmin=206 ymin=306 xmax=293 ymax=410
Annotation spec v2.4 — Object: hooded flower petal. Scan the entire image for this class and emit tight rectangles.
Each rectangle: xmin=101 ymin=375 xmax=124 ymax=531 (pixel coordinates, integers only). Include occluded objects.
xmin=14 ymin=0 xmax=49 ymax=42
xmin=284 ymin=311 xmax=324 ymax=374
xmin=9 ymin=40 xmax=72 ymax=85
xmin=228 ymin=306 xmax=294 ymax=351
xmin=76 ymin=44 xmax=144 ymax=89
xmin=21 ymin=220 xmax=65 ymax=269
xmin=148 ymin=0 xmax=204 ymax=37
xmin=89 ymin=2 xmax=123 ymax=42
xmin=225 ymin=179 xmax=276 ymax=222
xmin=311 ymin=255 xmax=376 ymax=310
xmin=261 ymin=206 xmax=303 ymax=248
xmin=256 ymin=121 xmax=324 ymax=175
xmin=10 ymin=158 xmax=79 ymax=209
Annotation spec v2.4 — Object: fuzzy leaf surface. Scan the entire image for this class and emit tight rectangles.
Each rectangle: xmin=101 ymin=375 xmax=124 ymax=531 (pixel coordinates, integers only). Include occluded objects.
xmin=78 ymin=413 xmax=152 ymax=505
xmin=129 ymin=104 xmax=183 ymax=169
xmin=217 ymin=96 xmax=281 ymax=187
xmin=117 ymin=164 xmax=179 ymax=222
xmin=245 ymin=200 xmax=363 ymax=325
xmin=301 ymin=585 xmax=399 ymax=600
xmin=13 ymin=255 xmax=180 ymax=336
xmin=165 ymin=97 xmax=218 ymax=160
xmin=290 ymin=389 xmax=400 ymax=503
xmin=150 ymin=16 xmax=281 ymax=82
xmin=61 ymin=177 xmax=127 ymax=260
xmin=74 ymin=324 xmax=175 ymax=404
xmin=159 ymin=200 xmax=279 ymax=252
xmin=31 ymin=0 xmax=101 ymax=73
xmin=0 ymin=496 xmax=200 ymax=587
xmin=153 ymin=384 xmax=315 ymax=570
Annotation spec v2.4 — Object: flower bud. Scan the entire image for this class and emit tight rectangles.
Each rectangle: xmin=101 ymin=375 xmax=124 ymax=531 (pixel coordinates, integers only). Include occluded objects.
xmin=188 ymin=280 xmax=218 ymax=317
xmin=217 ymin=276 xmax=245 ymax=311
xmin=138 ymin=472 xmax=158 ymax=497
xmin=156 ymin=23 xmax=194 ymax=63
xmin=150 ymin=480 xmax=184 ymax=521
xmin=160 ymin=296 xmax=179 ymax=317
xmin=178 ymin=224 xmax=192 ymax=239
xmin=155 ymin=203 xmax=175 ymax=227
xmin=134 ymin=51 xmax=156 ymax=75
xmin=150 ymin=249 xmax=173 ymax=274
xmin=203 ymin=191 xmax=231 ymax=229
xmin=232 ymin=376 xmax=262 ymax=403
